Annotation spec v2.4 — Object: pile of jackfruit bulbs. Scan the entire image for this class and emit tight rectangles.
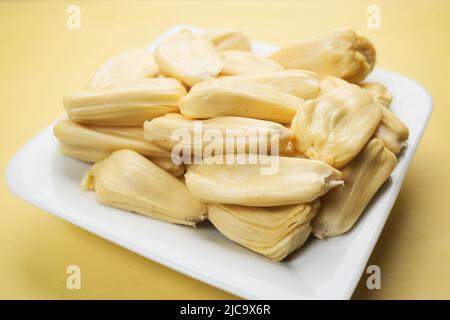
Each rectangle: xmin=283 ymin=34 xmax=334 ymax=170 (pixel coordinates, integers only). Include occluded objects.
xmin=54 ymin=28 xmax=409 ymax=261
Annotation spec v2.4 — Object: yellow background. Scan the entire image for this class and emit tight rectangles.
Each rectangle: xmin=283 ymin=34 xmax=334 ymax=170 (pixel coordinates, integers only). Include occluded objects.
xmin=1 ymin=0 xmax=449 ymax=299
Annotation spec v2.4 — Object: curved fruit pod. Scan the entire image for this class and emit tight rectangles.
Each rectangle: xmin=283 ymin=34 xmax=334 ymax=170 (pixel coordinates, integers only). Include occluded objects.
xmin=319 ymin=77 xmax=407 ymax=155
xmin=88 ymin=49 xmax=159 ymax=90
xmin=81 ymin=150 xmax=206 ymax=226
xmin=63 ymin=78 xmax=186 ymax=126
xmin=179 ymin=78 xmax=303 ymax=123
xmin=53 ymin=120 xmax=186 ymax=176
xmin=154 ymin=30 xmax=221 ymax=86
xmin=291 ymin=84 xmax=382 ymax=168
xmin=223 ymin=70 xmax=320 ymax=99
xmin=219 ymin=50 xmax=283 ymax=76
xmin=209 ymin=201 xmax=320 ymax=261
xmin=185 ymin=155 xmax=343 ymax=206
xmin=270 ymin=28 xmax=376 ymax=83
xmin=374 ymin=107 xmax=409 ymax=155
xmin=312 ymin=139 xmax=397 ymax=238
xmin=144 ymin=113 xmax=292 ymax=156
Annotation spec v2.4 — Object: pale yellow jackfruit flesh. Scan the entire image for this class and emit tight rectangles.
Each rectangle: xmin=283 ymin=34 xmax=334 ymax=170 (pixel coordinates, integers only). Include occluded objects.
xmin=88 ymin=49 xmax=159 ymax=90
xmin=54 ymin=119 xmax=170 ymax=159
xmin=222 ymin=70 xmax=320 ymax=99
xmin=53 ymin=119 xmax=185 ymax=176
xmin=208 ymin=201 xmax=320 ymax=261
xmin=64 ymin=78 xmax=186 ymax=126
xmin=319 ymin=76 xmax=407 ymax=155
xmin=154 ymin=30 xmax=222 ymax=87
xmin=374 ymin=107 xmax=409 ymax=154
xmin=270 ymin=28 xmax=376 ymax=83
xmin=81 ymin=150 xmax=206 ymax=226
xmin=312 ymin=139 xmax=397 ymax=238
xmin=360 ymin=82 xmax=393 ymax=108
xmin=185 ymin=155 xmax=343 ymax=206
xmin=219 ymin=50 xmax=283 ymax=76
xmin=179 ymin=78 xmax=304 ymax=123
xmin=320 ymin=77 xmax=393 ymax=109
xmin=205 ymin=28 xmax=252 ymax=51
xmin=143 ymin=113 xmax=293 ymax=157
xmin=291 ymin=84 xmax=382 ymax=168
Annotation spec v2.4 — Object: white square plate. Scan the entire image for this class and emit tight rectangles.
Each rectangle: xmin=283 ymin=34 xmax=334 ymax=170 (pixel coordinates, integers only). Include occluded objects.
xmin=6 ymin=25 xmax=432 ymax=299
